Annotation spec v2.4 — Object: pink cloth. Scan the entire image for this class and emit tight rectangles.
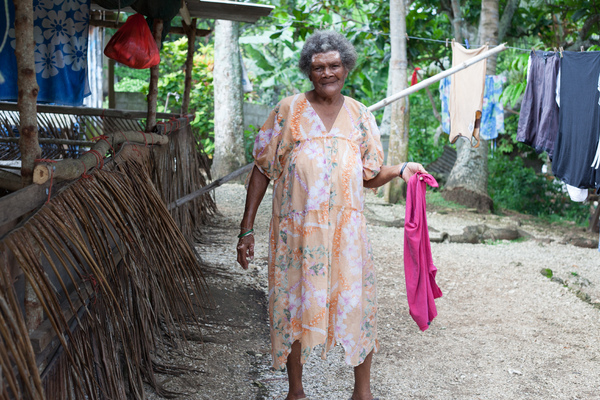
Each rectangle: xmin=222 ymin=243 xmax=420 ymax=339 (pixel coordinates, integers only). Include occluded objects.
xmin=404 ymin=172 xmax=442 ymax=331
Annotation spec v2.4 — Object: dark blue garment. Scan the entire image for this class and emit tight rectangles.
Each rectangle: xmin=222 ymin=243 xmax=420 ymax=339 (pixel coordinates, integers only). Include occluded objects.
xmin=0 ymin=0 xmax=91 ymax=106
xmin=552 ymin=51 xmax=600 ymax=190
xmin=516 ymin=51 xmax=560 ymax=158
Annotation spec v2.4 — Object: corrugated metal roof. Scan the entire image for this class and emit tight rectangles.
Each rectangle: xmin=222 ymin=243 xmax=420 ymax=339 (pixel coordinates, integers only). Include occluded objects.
xmin=91 ymin=0 xmax=274 ymax=24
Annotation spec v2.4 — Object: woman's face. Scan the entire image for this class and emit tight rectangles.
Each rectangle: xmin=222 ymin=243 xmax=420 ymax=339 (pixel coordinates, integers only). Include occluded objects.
xmin=308 ymin=51 xmax=348 ymax=99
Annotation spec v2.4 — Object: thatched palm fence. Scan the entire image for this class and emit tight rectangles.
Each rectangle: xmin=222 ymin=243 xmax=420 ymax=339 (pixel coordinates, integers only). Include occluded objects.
xmin=0 ymin=107 xmax=218 ymax=399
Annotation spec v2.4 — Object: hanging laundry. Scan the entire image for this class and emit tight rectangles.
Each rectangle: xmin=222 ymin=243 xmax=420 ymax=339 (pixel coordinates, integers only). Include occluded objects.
xmin=566 ymin=185 xmax=588 ymax=202
xmin=439 ymin=75 xmax=506 ymax=141
xmin=480 ymin=75 xmax=507 ymax=141
xmin=439 ymin=75 xmax=451 ymax=134
xmin=516 ymin=50 xmax=560 ymax=158
xmin=552 ymin=51 xmax=600 ymax=190
xmin=449 ymin=42 xmax=488 ymax=148
xmin=0 ymin=0 xmax=91 ymax=106
xmin=404 ymin=172 xmax=442 ymax=332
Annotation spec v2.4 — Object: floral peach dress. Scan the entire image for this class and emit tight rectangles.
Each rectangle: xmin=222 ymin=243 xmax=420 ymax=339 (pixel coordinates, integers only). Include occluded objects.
xmin=253 ymin=93 xmax=383 ymax=370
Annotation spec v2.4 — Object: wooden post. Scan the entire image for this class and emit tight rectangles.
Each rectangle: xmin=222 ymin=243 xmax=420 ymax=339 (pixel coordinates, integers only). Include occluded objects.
xmin=181 ymin=18 xmax=197 ymax=115
xmin=108 ymin=58 xmax=116 ymax=109
xmin=13 ymin=0 xmax=40 ymax=187
xmin=146 ymin=19 xmax=163 ymax=132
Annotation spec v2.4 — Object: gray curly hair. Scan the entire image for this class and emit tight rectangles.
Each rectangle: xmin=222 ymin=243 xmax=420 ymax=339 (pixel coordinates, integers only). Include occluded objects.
xmin=298 ymin=30 xmax=357 ymax=76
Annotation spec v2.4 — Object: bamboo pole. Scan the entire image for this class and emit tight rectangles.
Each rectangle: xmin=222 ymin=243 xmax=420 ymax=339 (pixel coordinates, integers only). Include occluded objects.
xmin=182 ymin=18 xmax=197 ymax=115
xmin=13 ymin=0 xmax=40 ymax=186
xmin=146 ymin=19 xmax=164 ymax=132
xmin=368 ymin=43 xmax=507 ymax=112
xmin=167 ymin=162 xmax=253 ymax=210
xmin=33 ymin=131 xmax=168 ymax=184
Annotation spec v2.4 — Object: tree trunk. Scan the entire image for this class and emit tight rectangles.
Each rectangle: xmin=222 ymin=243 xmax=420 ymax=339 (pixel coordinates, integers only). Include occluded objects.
xmin=211 ymin=20 xmax=245 ymax=179
xmin=14 ymin=0 xmax=40 ymax=187
xmin=498 ymin=0 xmax=519 ymax=42
xmin=384 ymin=0 xmax=409 ymax=204
xmin=450 ymin=0 xmax=464 ymax=43
xmin=442 ymin=0 xmax=498 ymax=213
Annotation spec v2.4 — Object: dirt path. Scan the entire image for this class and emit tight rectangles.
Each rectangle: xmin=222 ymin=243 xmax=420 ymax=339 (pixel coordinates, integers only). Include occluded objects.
xmin=148 ymin=183 xmax=600 ymax=400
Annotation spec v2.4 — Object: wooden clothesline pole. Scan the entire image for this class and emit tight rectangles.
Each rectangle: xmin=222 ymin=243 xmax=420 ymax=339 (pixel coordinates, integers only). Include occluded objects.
xmin=368 ymin=43 xmax=507 ymax=112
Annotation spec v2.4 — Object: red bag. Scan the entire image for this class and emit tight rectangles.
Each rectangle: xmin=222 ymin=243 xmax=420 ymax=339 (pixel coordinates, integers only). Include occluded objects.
xmin=104 ymin=13 xmax=160 ymax=69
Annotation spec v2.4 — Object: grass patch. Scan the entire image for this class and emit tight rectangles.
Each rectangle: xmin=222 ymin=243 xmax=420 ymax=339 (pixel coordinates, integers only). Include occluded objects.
xmin=425 ymin=191 xmax=467 ymax=211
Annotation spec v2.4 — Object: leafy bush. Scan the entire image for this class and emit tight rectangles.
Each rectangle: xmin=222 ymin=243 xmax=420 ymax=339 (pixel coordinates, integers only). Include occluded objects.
xmin=115 ymin=77 xmax=146 ymax=92
xmin=243 ymin=124 xmax=258 ymax=163
xmin=488 ymin=155 xmax=590 ymax=225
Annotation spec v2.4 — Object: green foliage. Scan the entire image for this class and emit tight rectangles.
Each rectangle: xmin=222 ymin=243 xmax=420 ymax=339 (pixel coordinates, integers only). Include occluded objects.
xmin=243 ymin=125 xmax=259 ymax=163
xmin=114 ymin=37 xmax=215 ymax=155
xmin=159 ymin=39 xmax=215 ymax=155
xmin=115 ymin=77 xmax=146 ymax=92
xmin=407 ymin=87 xmax=444 ymax=165
xmin=499 ymin=50 xmax=529 ymax=109
xmin=240 ymin=0 xmax=390 ymax=107
xmin=425 ymin=191 xmax=466 ymax=210
xmin=488 ymin=155 xmax=590 ymax=225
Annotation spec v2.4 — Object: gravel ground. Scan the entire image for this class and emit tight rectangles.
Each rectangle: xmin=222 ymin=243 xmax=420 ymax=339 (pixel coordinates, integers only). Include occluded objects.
xmin=148 ymin=183 xmax=600 ymax=400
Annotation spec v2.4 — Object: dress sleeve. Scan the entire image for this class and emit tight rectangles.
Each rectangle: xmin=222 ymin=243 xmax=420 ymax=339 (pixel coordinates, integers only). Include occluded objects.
xmin=252 ymin=104 xmax=284 ymax=181
xmin=361 ymin=111 xmax=384 ymax=181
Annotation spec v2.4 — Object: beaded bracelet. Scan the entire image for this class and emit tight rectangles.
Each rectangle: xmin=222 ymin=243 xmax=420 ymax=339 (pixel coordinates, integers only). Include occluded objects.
xmin=237 ymin=228 xmax=254 ymax=239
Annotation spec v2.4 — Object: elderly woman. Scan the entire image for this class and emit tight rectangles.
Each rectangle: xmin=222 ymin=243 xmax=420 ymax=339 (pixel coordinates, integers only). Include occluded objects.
xmin=237 ymin=31 xmax=426 ymax=400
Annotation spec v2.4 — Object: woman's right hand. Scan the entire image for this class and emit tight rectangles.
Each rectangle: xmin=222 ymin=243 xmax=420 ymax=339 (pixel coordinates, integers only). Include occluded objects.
xmin=400 ymin=162 xmax=428 ymax=183
xmin=237 ymin=234 xmax=255 ymax=270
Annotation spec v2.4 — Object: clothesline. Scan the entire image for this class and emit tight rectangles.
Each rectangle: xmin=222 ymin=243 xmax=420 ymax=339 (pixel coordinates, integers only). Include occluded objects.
xmin=406 ymin=35 xmax=541 ymax=53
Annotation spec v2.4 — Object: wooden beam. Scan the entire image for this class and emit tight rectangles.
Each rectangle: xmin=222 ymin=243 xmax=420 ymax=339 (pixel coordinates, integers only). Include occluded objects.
xmin=33 ymin=131 xmax=168 ymax=184
xmin=0 ymin=137 xmax=94 ymax=146
xmin=0 ymin=181 xmax=59 ymax=227
xmin=0 ymin=145 xmax=150 ymax=228
xmin=0 ymin=169 xmax=22 ymax=192
xmin=0 ymin=101 xmax=179 ymax=121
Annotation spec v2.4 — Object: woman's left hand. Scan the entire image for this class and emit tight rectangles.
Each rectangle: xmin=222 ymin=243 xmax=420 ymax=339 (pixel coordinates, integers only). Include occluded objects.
xmin=400 ymin=162 xmax=428 ymax=183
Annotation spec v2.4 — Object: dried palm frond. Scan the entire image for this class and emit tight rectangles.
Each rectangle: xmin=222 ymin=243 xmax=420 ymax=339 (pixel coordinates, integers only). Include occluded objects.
xmin=1 ymin=148 xmax=211 ymax=399
xmin=149 ymin=124 xmax=217 ymax=240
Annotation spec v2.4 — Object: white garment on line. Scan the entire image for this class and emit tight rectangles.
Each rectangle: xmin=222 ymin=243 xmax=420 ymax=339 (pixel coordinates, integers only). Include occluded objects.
xmin=566 ymin=185 xmax=588 ymax=202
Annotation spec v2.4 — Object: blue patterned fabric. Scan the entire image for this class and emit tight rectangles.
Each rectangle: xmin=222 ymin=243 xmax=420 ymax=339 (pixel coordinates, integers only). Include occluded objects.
xmin=0 ymin=0 xmax=91 ymax=106
xmin=480 ymin=75 xmax=507 ymax=141
xmin=439 ymin=75 xmax=507 ymax=141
